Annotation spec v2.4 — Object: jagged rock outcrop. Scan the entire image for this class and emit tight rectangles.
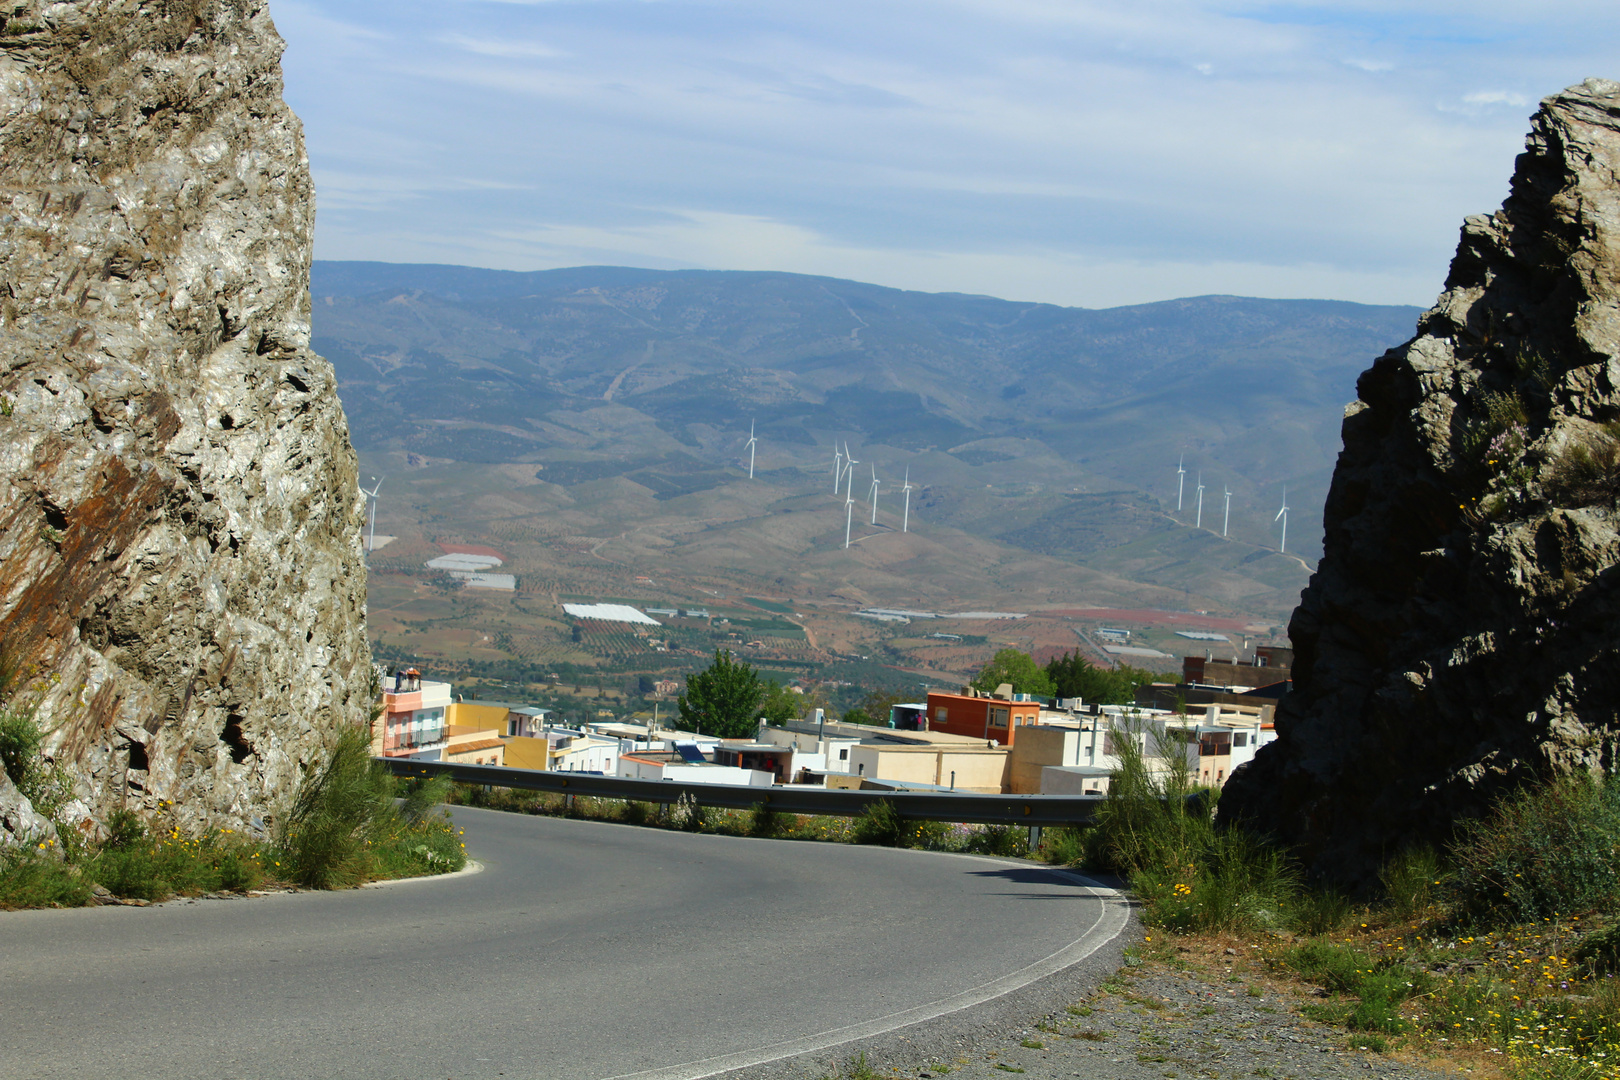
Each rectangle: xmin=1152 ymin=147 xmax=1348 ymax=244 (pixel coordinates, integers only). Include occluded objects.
xmin=0 ymin=1 xmax=369 ymax=842
xmin=1221 ymin=79 xmax=1620 ymax=887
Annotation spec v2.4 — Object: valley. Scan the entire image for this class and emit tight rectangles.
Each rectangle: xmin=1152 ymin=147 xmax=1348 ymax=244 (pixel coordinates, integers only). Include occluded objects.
xmin=314 ymin=262 xmax=1420 ymax=707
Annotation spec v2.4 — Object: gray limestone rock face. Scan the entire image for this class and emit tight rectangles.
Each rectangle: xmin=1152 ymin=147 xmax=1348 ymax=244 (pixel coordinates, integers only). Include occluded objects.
xmin=0 ymin=1 xmax=369 ymax=841
xmin=1220 ymin=79 xmax=1620 ymax=889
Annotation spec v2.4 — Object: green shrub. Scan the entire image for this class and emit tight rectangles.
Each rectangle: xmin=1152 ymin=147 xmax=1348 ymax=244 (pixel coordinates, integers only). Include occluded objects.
xmin=1448 ymin=773 xmax=1620 ymax=926
xmin=1285 ymin=938 xmax=1374 ymax=993
xmin=1289 ymin=886 xmax=1355 ymax=935
xmin=0 ymin=848 xmax=90 ymax=909
xmin=89 ymin=818 xmax=267 ymax=900
xmin=0 ymin=691 xmax=69 ymax=818
xmin=400 ymin=774 xmax=454 ymax=826
xmin=1283 ymin=940 xmax=1424 ymax=1033
xmin=1547 ymin=423 xmax=1620 ymax=507
xmin=277 ymin=726 xmax=399 ymax=888
xmin=1379 ymin=845 xmax=1443 ymax=919
xmin=1575 ymin=922 xmax=1620 ymax=977
xmin=1039 ymin=825 xmax=1087 ymax=867
xmin=0 ymin=703 xmax=43 ymax=789
xmin=853 ymin=799 xmax=904 ymax=846
xmin=964 ymin=824 xmax=1029 ymax=858
xmin=748 ymin=802 xmax=785 ymax=838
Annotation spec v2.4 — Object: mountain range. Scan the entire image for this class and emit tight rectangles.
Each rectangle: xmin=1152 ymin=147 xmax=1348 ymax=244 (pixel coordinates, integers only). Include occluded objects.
xmin=311 ymin=261 xmax=1422 ymax=623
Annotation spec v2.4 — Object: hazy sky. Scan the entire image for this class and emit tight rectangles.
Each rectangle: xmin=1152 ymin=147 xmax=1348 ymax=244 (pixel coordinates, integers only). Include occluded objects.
xmin=276 ymin=1 xmax=1620 ymax=309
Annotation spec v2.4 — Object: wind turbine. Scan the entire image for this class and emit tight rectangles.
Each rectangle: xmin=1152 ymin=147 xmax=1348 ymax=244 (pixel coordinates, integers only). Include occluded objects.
xmin=744 ymin=420 xmax=757 ymax=479
xmin=1176 ymin=455 xmax=1187 ymax=512
xmin=844 ymin=485 xmax=855 ymax=549
xmin=901 ymin=467 xmax=914 ymax=533
xmin=843 ymin=443 xmax=859 ymax=498
xmin=1222 ymin=486 xmax=1232 ymax=537
xmin=1195 ymin=473 xmax=1206 ymax=530
xmin=868 ymin=464 xmax=881 ymax=525
xmin=1275 ymin=487 xmax=1290 ymax=554
xmin=832 ymin=444 xmax=843 ymax=493
xmin=360 ymin=476 xmax=383 ymax=559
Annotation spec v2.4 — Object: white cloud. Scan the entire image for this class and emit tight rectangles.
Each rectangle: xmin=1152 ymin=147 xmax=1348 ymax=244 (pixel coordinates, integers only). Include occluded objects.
xmin=1461 ymin=90 xmax=1530 ymax=107
xmin=281 ymin=0 xmax=1620 ymax=307
xmin=440 ymin=33 xmax=567 ymax=59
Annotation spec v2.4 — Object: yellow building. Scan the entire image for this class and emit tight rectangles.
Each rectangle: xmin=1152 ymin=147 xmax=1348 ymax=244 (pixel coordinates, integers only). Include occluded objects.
xmin=442 ymin=724 xmax=505 ymax=766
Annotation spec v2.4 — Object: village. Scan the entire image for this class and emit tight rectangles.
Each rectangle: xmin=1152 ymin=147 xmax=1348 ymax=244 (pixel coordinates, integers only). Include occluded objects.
xmin=373 ymin=644 xmax=1292 ymax=798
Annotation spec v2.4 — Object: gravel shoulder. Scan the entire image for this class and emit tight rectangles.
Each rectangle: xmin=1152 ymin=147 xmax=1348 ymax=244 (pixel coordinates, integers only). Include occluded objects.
xmin=757 ymin=914 xmax=1472 ymax=1080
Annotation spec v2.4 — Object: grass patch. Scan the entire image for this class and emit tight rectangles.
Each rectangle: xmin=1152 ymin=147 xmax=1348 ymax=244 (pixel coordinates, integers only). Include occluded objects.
xmin=1 ymin=716 xmax=464 ymax=909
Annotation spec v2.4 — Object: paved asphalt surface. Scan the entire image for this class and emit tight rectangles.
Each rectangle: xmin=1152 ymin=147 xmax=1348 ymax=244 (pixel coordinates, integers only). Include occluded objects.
xmin=0 ymin=808 xmax=1129 ymax=1080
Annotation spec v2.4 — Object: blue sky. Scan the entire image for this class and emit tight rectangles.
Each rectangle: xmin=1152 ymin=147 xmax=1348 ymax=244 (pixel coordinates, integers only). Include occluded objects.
xmin=275 ymin=1 xmax=1620 ymax=309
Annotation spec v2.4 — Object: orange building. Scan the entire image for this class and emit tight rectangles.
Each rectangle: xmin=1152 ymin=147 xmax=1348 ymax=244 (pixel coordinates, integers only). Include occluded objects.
xmin=924 ymin=690 xmax=1041 ymax=745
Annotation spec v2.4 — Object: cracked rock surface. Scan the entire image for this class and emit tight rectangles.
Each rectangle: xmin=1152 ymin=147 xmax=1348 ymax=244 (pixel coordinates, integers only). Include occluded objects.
xmin=1221 ymin=79 xmax=1620 ymax=887
xmin=0 ymin=0 xmax=368 ymax=841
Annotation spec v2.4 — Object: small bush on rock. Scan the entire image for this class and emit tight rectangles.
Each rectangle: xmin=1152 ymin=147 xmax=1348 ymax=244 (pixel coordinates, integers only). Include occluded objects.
xmin=1448 ymin=772 xmax=1620 ymax=926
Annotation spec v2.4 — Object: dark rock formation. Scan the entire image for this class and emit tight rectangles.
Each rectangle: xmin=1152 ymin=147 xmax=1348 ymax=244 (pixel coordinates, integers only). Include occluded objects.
xmin=1221 ymin=79 xmax=1620 ymax=888
xmin=0 ymin=1 xmax=369 ymax=842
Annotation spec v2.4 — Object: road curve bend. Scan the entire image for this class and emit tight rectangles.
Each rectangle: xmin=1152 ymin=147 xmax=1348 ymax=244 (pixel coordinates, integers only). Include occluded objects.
xmin=0 ymin=807 xmax=1131 ymax=1080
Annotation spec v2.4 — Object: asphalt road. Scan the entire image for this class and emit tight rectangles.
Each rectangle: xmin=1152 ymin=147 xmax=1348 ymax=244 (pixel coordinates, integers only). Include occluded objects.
xmin=0 ymin=808 xmax=1129 ymax=1080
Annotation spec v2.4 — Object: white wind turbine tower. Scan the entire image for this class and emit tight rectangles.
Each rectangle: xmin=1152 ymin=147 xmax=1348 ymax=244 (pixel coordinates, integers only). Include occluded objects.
xmin=1275 ymin=487 xmax=1290 ymax=554
xmin=867 ymin=464 xmax=881 ymax=525
xmin=843 ymin=443 xmax=859 ymax=498
xmin=1195 ymin=473 xmax=1206 ymax=530
xmin=832 ymin=444 xmax=843 ymax=493
xmin=844 ymin=484 xmax=855 ymax=549
xmin=744 ymin=419 xmax=757 ymax=479
xmin=1222 ymin=486 xmax=1232 ymax=537
xmin=1176 ymin=455 xmax=1187 ymax=512
xmin=360 ymin=476 xmax=383 ymax=560
xmin=901 ymin=467 xmax=914 ymax=533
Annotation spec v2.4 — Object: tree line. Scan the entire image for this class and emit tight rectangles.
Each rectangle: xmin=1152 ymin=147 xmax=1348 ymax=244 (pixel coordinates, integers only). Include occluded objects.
xmin=677 ymin=646 xmax=1162 ymax=739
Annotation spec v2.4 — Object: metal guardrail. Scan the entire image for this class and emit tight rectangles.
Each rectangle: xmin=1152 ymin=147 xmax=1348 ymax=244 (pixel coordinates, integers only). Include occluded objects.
xmin=378 ymin=757 xmax=1104 ymax=826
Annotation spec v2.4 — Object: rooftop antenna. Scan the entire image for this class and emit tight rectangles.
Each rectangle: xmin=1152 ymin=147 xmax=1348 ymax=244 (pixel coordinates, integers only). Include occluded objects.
xmin=1222 ymin=486 xmax=1232 ymax=537
xmin=1176 ymin=455 xmax=1186 ymax=512
xmin=1275 ymin=487 xmax=1290 ymax=554
xmin=832 ymin=444 xmax=843 ymax=494
xmin=844 ymin=484 xmax=855 ymax=549
xmin=360 ymin=476 xmax=383 ymax=560
xmin=744 ymin=419 xmax=757 ymax=479
xmin=901 ymin=467 xmax=914 ymax=533
xmin=867 ymin=464 xmax=880 ymax=525
xmin=1195 ymin=472 xmax=1205 ymax=530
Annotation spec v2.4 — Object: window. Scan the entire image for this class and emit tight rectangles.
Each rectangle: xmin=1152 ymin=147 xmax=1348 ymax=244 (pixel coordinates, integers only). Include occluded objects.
xmin=838 ymin=748 xmax=849 ymax=760
xmin=989 ymin=707 xmax=1009 ymax=728
xmin=935 ymin=707 xmax=948 ymax=723
xmin=1233 ymin=732 xmax=1248 ymax=747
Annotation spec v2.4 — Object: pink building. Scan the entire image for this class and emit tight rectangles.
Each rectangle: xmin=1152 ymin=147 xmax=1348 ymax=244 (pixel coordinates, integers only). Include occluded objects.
xmin=375 ymin=668 xmax=451 ymax=759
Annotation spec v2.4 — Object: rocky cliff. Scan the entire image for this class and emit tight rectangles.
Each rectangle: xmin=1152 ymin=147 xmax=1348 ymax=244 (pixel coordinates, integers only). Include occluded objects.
xmin=1221 ymin=79 xmax=1620 ymax=887
xmin=0 ymin=1 xmax=369 ymax=842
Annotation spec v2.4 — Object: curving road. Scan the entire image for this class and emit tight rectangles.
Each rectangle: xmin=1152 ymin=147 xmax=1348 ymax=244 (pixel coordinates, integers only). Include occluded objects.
xmin=0 ymin=808 xmax=1129 ymax=1080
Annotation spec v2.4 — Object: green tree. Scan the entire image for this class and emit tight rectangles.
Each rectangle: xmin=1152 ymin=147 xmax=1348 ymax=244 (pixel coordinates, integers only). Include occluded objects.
xmin=1044 ymin=650 xmax=1158 ymax=705
xmin=759 ymin=681 xmax=802 ymax=726
xmin=677 ymin=650 xmax=766 ymax=738
xmin=969 ymin=648 xmax=1053 ymax=698
xmin=843 ymin=689 xmax=903 ymax=726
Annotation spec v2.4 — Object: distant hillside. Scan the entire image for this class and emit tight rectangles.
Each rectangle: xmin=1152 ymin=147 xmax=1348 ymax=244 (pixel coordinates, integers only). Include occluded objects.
xmin=311 ymin=261 xmax=1421 ymax=617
